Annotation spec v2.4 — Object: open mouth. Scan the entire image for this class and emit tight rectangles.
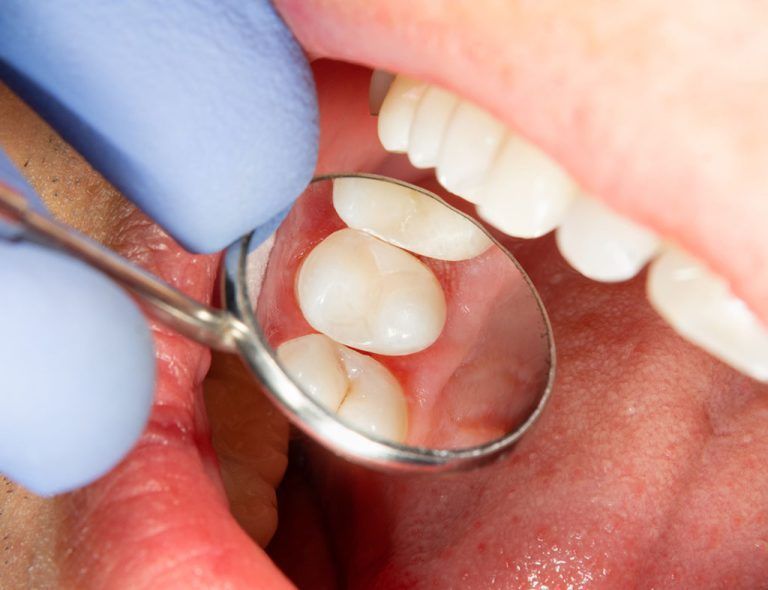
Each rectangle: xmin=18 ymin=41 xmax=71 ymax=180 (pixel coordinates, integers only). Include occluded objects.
xmin=3 ymin=1 xmax=768 ymax=588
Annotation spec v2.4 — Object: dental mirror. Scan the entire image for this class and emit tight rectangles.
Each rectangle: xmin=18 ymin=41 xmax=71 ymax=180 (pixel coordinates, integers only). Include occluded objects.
xmin=222 ymin=173 xmax=555 ymax=471
xmin=0 ymin=173 xmax=555 ymax=473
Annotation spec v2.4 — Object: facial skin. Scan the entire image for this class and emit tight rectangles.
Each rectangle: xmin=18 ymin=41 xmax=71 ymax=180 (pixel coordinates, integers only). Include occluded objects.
xmin=2 ymin=1 xmax=768 ymax=588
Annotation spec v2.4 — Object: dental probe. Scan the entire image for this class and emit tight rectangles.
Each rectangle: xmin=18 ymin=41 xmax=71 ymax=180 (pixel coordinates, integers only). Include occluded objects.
xmin=0 ymin=174 xmax=556 ymax=473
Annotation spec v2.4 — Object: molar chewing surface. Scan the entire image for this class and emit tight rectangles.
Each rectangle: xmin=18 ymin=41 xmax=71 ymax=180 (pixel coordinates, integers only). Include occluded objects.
xmin=277 ymin=334 xmax=408 ymax=442
xmin=296 ymin=227 xmax=447 ymax=356
xmin=376 ymin=73 xmax=768 ymax=383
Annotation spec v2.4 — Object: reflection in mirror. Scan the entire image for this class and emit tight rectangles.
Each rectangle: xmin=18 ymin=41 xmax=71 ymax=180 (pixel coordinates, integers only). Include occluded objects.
xmin=248 ymin=175 xmax=551 ymax=451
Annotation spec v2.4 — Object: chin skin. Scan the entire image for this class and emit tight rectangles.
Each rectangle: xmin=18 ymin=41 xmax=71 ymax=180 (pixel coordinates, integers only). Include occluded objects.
xmin=2 ymin=2 xmax=768 ymax=588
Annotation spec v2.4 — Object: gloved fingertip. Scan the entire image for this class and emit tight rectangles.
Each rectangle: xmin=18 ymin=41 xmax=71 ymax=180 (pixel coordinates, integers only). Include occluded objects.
xmin=0 ymin=0 xmax=319 ymax=254
xmin=0 ymin=242 xmax=156 ymax=495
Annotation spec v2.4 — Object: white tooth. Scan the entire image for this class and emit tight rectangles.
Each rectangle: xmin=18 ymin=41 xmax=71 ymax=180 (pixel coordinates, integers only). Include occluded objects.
xmin=336 ymin=345 xmax=408 ymax=442
xmin=407 ymin=86 xmax=459 ymax=168
xmin=276 ymin=333 xmax=348 ymax=411
xmin=377 ymin=75 xmax=427 ymax=152
xmin=648 ymin=249 xmax=768 ymax=382
xmin=369 ymin=70 xmax=396 ymax=116
xmin=555 ymin=195 xmax=660 ymax=282
xmin=296 ymin=228 xmax=447 ymax=355
xmin=277 ymin=334 xmax=408 ymax=441
xmin=332 ymin=177 xmax=492 ymax=261
xmin=476 ymin=135 xmax=577 ymax=238
xmin=436 ymin=101 xmax=506 ymax=202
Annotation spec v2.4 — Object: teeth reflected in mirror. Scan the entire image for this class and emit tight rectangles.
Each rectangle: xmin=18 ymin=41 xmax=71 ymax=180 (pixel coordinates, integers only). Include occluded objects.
xmin=250 ymin=175 xmax=553 ymax=451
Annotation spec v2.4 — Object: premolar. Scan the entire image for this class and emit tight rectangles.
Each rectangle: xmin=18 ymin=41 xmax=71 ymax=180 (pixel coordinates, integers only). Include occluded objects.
xmin=296 ymin=228 xmax=447 ymax=355
xmin=332 ymin=176 xmax=492 ymax=261
xmin=647 ymin=249 xmax=768 ymax=382
xmin=277 ymin=334 xmax=408 ymax=441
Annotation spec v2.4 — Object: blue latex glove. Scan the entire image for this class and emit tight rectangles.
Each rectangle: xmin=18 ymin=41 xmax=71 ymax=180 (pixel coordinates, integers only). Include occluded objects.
xmin=0 ymin=0 xmax=319 ymax=495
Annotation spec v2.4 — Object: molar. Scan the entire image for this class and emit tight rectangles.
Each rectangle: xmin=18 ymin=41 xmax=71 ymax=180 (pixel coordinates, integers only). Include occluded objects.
xmin=332 ymin=176 xmax=492 ymax=261
xmin=296 ymin=228 xmax=447 ymax=355
xmin=277 ymin=334 xmax=408 ymax=441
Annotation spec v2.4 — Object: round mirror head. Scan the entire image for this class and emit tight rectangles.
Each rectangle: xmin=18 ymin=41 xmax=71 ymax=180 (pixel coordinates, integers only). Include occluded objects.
xmin=225 ymin=174 xmax=555 ymax=471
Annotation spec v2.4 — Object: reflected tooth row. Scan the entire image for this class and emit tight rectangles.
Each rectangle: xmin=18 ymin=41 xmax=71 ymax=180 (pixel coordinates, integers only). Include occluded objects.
xmin=277 ymin=334 xmax=408 ymax=442
xmin=376 ymin=73 xmax=660 ymax=283
xmin=374 ymin=72 xmax=768 ymax=382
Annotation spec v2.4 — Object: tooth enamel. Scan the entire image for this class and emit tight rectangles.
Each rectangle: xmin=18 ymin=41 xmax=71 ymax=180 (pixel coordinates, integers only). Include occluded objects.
xmin=332 ymin=177 xmax=492 ymax=261
xmin=277 ymin=334 xmax=408 ymax=441
xmin=296 ymin=228 xmax=447 ymax=355
xmin=377 ymin=75 xmax=427 ymax=152
xmin=436 ymin=101 xmax=506 ymax=201
xmin=335 ymin=345 xmax=408 ymax=442
xmin=555 ymin=195 xmax=660 ymax=282
xmin=408 ymin=86 xmax=459 ymax=168
xmin=276 ymin=333 xmax=349 ymax=410
xmin=647 ymin=249 xmax=768 ymax=382
xmin=476 ymin=135 xmax=577 ymax=238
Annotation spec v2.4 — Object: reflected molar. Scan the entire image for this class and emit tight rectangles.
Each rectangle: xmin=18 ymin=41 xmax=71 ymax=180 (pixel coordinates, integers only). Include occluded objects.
xmin=277 ymin=334 xmax=408 ymax=442
xmin=332 ymin=177 xmax=492 ymax=261
xmin=648 ymin=249 xmax=768 ymax=382
xmin=296 ymin=228 xmax=447 ymax=355
xmin=555 ymin=195 xmax=660 ymax=283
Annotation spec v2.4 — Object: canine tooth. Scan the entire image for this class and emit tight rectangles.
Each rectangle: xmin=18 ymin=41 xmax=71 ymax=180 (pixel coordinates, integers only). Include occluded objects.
xmin=277 ymin=334 xmax=408 ymax=441
xmin=378 ymin=75 xmax=427 ymax=152
xmin=332 ymin=177 xmax=492 ymax=261
xmin=476 ymin=135 xmax=576 ymax=238
xmin=296 ymin=228 xmax=447 ymax=355
xmin=555 ymin=196 xmax=660 ymax=282
xmin=369 ymin=70 xmax=396 ymax=116
xmin=276 ymin=333 xmax=348 ymax=411
xmin=647 ymin=249 xmax=768 ymax=382
xmin=408 ymin=86 xmax=459 ymax=169
xmin=436 ymin=102 xmax=506 ymax=201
